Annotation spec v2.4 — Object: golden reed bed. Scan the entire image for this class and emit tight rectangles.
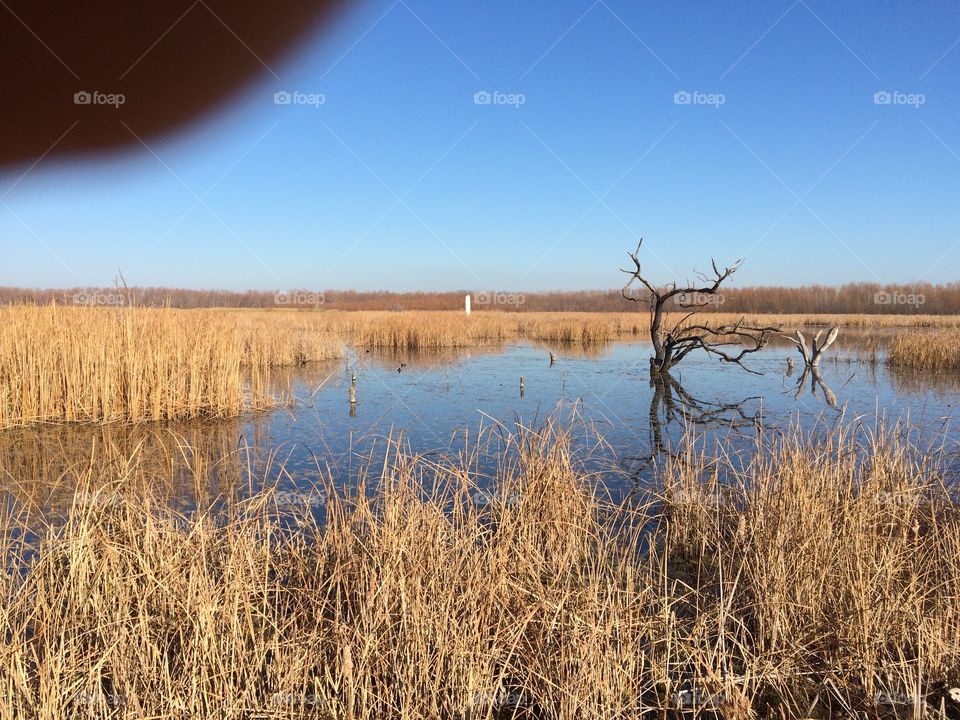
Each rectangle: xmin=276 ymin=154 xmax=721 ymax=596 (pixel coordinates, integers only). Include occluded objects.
xmin=0 ymin=422 xmax=958 ymax=718
xmin=0 ymin=306 xmax=342 ymax=428
xmin=1 ymin=306 xmax=959 ymax=428
xmin=313 ymin=309 xmax=960 ymax=348
xmin=888 ymin=328 xmax=960 ymax=371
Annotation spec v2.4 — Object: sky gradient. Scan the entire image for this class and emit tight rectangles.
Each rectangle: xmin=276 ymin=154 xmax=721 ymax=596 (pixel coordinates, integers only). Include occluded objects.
xmin=1 ymin=0 xmax=958 ymax=291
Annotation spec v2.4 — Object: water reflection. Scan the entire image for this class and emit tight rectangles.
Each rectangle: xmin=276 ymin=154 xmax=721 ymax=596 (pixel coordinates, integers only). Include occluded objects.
xmin=889 ymin=366 xmax=960 ymax=396
xmin=620 ymin=371 xmax=763 ymax=477
xmin=0 ymin=419 xmax=266 ymax=518
xmin=791 ymin=366 xmax=840 ymax=409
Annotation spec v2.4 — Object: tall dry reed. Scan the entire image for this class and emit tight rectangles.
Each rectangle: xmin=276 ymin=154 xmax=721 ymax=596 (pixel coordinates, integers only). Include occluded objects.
xmin=0 ymin=421 xmax=957 ymax=718
xmin=0 ymin=306 xmax=342 ymax=429
xmin=887 ymin=328 xmax=960 ymax=371
xmin=329 ymin=311 xmax=960 ymax=350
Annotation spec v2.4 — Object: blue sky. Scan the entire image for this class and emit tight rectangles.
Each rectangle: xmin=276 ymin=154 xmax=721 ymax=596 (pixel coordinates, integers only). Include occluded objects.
xmin=2 ymin=0 xmax=958 ymax=291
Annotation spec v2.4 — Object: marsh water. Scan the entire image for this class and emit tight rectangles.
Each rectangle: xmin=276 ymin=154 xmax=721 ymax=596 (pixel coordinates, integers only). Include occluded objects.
xmin=3 ymin=330 xmax=959 ymax=518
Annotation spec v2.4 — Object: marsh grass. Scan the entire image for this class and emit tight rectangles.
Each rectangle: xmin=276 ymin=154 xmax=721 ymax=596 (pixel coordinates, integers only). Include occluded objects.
xmin=334 ymin=311 xmax=960 ymax=351
xmin=0 ymin=306 xmax=342 ymax=429
xmin=888 ymin=329 xmax=960 ymax=372
xmin=327 ymin=310 xmax=646 ymax=348
xmin=0 ymin=420 xmax=958 ymax=718
xmin=722 ymin=313 xmax=960 ymax=329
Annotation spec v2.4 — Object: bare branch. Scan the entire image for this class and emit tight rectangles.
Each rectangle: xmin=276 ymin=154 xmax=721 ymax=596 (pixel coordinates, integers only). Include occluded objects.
xmin=781 ymin=326 xmax=840 ymax=367
xmin=622 ymin=242 xmax=774 ymax=375
xmin=621 ymin=239 xmax=660 ymax=304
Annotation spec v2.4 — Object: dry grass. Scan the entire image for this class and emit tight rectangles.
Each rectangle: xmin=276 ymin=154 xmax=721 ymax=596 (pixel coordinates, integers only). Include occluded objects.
xmin=887 ymin=328 xmax=960 ymax=372
xmin=326 ymin=311 xmax=960 ymax=350
xmin=322 ymin=310 xmax=646 ymax=348
xmin=715 ymin=312 xmax=960 ymax=329
xmin=0 ymin=421 xmax=958 ymax=718
xmin=0 ymin=306 xmax=342 ymax=429
xmin=331 ymin=311 xmax=960 ymax=353
xmin=226 ymin=309 xmax=343 ymax=367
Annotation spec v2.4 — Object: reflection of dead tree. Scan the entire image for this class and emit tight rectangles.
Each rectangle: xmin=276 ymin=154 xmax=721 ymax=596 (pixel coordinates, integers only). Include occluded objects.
xmin=652 ymin=372 xmax=761 ymax=429
xmin=621 ymin=239 xmax=780 ymax=375
xmin=784 ymin=327 xmax=839 ymax=368
xmin=623 ymin=373 xmax=763 ymax=476
xmin=792 ymin=365 xmax=839 ymax=409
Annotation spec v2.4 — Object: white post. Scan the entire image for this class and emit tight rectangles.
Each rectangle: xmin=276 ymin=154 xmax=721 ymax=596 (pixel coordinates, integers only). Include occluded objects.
xmin=465 ymin=294 xmax=471 ymax=317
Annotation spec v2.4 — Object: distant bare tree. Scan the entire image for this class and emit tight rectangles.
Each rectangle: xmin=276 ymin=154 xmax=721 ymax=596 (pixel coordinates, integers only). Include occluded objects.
xmin=621 ymin=239 xmax=780 ymax=375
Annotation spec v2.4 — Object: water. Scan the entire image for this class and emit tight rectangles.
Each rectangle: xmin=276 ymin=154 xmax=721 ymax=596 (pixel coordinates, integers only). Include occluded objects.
xmin=2 ymin=333 xmax=958 ymax=517
xmin=272 ymin=335 xmax=957 ymax=467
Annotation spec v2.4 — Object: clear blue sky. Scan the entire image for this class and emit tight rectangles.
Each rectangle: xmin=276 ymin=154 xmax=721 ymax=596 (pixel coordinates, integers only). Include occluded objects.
xmin=2 ymin=0 xmax=958 ymax=291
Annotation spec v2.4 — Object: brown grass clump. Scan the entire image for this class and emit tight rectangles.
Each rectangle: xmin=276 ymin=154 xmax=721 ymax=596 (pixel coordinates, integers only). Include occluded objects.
xmin=0 ymin=422 xmax=958 ymax=718
xmin=0 ymin=305 xmax=251 ymax=428
xmin=0 ymin=306 xmax=342 ymax=429
xmin=227 ymin=309 xmax=343 ymax=366
xmin=719 ymin=312 xmax=960 ymax=329
xmin=887 ymin=328 xmax=960 ymax=372
xmin=331 ymin=309 xmax=510 ymax=348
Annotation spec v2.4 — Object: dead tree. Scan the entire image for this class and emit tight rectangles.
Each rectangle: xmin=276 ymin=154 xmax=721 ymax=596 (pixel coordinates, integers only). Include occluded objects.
xmin=621 ymin=239 xmax=779 ymax=375
xmin=783 ymin=327 xmax=839 ymax=368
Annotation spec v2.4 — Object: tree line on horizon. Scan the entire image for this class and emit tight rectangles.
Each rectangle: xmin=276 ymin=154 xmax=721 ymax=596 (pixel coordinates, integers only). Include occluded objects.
xmin=0 ymin=283 xmax=957 ymax=314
